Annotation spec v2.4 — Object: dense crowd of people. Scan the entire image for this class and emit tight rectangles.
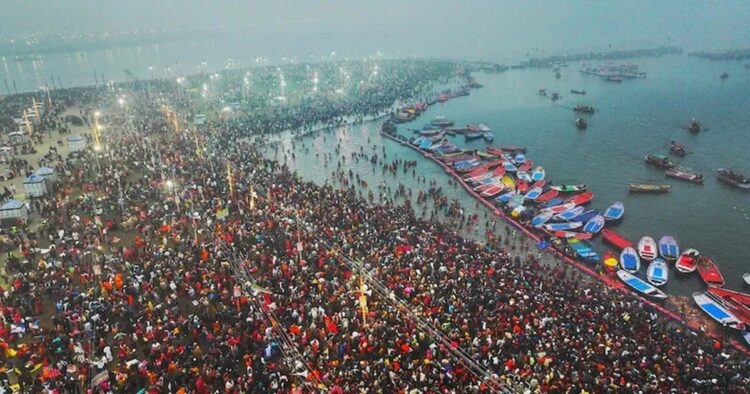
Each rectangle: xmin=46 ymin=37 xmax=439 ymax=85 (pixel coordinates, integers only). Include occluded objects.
xmin=0 ymin=59 xmax=748 ymax=393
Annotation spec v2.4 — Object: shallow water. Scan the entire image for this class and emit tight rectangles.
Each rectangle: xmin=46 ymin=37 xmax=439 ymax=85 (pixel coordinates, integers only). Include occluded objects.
xmin=268 ymin=54 xmax=750 ymax=297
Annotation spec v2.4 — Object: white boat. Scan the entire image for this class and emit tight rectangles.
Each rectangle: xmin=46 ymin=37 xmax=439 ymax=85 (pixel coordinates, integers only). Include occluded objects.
xmin=675 ymin=249 xmax=699 ymax=274
xmin=646 ymin=259 xmax=669 ymax=286
xmin=638 ymin=236 xmax=657 ymax=261
xmin=531 ymin=210 xmax=554 ymax=227
xmin=554 ymin=206 xmax=584 ymax=221
xmin=692 ymin=292 xmax=745 ymax=330
xmin=620 ymin=247 xmax=641 ymax=273
xmin=617 ymin=270 xmax=667 ymax=299
xmin=744 ymin=273 xmax=750 ymax=286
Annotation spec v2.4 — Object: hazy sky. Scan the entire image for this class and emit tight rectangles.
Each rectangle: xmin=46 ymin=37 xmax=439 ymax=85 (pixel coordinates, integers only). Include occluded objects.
xmin=1 ymin=1 xmax=749 ymax=57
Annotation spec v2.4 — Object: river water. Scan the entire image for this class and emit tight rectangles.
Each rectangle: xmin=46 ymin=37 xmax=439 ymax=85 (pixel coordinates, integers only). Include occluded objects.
xmin=265 ymin=54 xmax=750 ymax=297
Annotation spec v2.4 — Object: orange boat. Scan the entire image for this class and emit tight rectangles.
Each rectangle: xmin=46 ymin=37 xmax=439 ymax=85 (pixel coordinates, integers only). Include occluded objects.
xmin=697 ymin=257 xmax=725 ymax=287
xmin=601 ymin=229 xmax=634 ymax=250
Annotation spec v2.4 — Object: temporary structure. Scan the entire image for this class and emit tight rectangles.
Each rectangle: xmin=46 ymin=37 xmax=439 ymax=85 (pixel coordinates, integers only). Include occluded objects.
xmin=36 ymin=166 xmax=57 ymax=183
xmin=23 ymin=174 xmax=48 ymax=197
xmin=68 ymin=135 xmax=86 ymax=152
xmin=0 ymin=199 xmax=29 ymax=223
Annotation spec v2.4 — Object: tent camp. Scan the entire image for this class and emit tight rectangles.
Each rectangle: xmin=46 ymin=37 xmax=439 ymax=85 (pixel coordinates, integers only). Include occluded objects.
xmin=0 ymin=199 xmax=29 ymax=223
xmin=68 ymin=135 xmax=86 ymax=152
xmin=36 ymin=166 xmax=57 ymax=183
xmin=23 ymin=174 xmax=48 ymax=197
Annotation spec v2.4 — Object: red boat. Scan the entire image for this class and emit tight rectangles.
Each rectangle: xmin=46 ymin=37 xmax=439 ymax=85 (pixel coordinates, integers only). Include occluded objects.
xmin=464 ymin=166 xmax=490 ymax=179
xmin=536 ymin=189 xmax=559 ymax=203
xmin=442 ymin=155 xmax=477 ymax=164
xmin=697 ymin=257 xmax=725 ymax=287
xmin=601 ymin=229 xmax=634 ymax=250
xmin=517 ymin=179 xmax=529 ymax=193
xmin=486 ymin=147 xmax=506 ymax=156
xmin=566 ymin=191 xmax=594 ymax=205
xmin=716 ymin=296 xmax=750 ymax=326
xmin=501 ymin=146 xmax=527 ymax=153
xmin=517 ymin=161 xmax=534 ymax=172
xmin=531 ymin=180 xmax=546 ymax=189
xmin=707 ymin=287 xmax=750 ymax=308
xmin=548 ymin=230 xmax=594 ymax=240
xmin=492 ymin=166 xmax=507 ymax=177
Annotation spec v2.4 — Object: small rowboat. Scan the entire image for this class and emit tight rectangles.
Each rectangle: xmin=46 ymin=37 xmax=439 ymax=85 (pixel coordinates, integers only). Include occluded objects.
xmin=466 ymin=172 xmax=494 ymax=184
xmin=629 ymin=183 xmax=670 ymax=193
xmin=603 ymin=201 xmax=624 ymax=221
xmin=514 ymin=153 xmax=526 ymax=164
xmin=501 ymin=146 xmax=526 ymax=153
xmin=583 ymin=215 xmax=605 ymax=234
xmin=550 ymin=184 xmax=587 ymax=193
xmin=566 ymin=191 xmax=594 ymax=205
xmin=602 ymin=229 xmax=634 ymax=250
xmin=647 ymin=259 xmax=669 ymax=286
xmin=543 ymin=222 xmax=583 ymax=231
xmin=530 ymin=180 xmax=545 ymax=189
xmin=531 ymin=210 xmax=554 ymax=227
xmin=638 ymin=236 xmax=657 ymax=261
xmin=645 ymin=154 xmax=674 ymax=169
xmin=492 ymin=166 xmax=507 ymax=177
xmin=543 ymin=198 xmax=563 ymax=208
xmin=531 ymin=167 xmax=545 ymax=182
xmin=745 ymin=273 xmax=750 ymax=286
xmin=549 ymin=230 xmax=593 ymax=240
xmin=524 ymin=187 xmax=543 ymax=200
xmin=554 ymin=206 xmax=585 ymax=222
xmin=465 ymin=131 xmax=484 ymax=140
xmin=500 ymin=175 xmax=516 ymax=190
xmin=697 ymin=257 xmax=725 ymax=287
xmin=665 ymin=168 xmax=704 ymax=183
xmin=517 ymin=179 xmax=529 ymax=194
xmin=603 ymin=252 xmax=619 ymax=270
xmin=543 ymin=202 xmax=576 ymax=214
xmin=517 ymin=161 xmax=534 ymax=172
xmin=474 ymin=180 xmax=500 ymax=192
xmin=675 ymin=249 xmax=699 ymax=273
xmin=567 ymin=238 xmax=599 ymax=264
xmin=693 ymin=292 xmax=745 ymax=330
xmin=481 ymin=185 xmax=505 ymax=197
xmin=486 ymin=147 xmax=505 ymax=156
xmin=536 ymin=189 xmax=559 ymax=203
xmin=620 ymin=247 xmax=640 ymax=273
xmin=502 ymin=162 xmax=517 ymax=173
xmin=496 ymin=191 xmax=516 ymax=203
xmin=618 ymin=270 xmax=667 ymax=299
xmin=570 ymin=209 xmax=600 ymax=224
xmin=517 ymin=171 xmax=532 ymax=182
xmin=707 ymin=287 xmax=750 ymax=308
xmin=658 ymin=235 xmax=680 ymax=261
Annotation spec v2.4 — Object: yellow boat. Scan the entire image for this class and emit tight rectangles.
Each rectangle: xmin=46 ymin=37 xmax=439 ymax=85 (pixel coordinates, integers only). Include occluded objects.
xmin=501 ymin=175 xmax=515 ymax=189
xmin=629 ymin=183 xmax=670 ymax=193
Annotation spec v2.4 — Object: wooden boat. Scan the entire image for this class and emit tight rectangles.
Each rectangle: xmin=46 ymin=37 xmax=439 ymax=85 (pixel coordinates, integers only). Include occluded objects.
xmin=465 ymin=131 xmax=484 ymax=140
xmin=658 ymin=235 xmax=680 ymax=261
xmin=744 ymin=331 xmax=750 ymax=347
xmin=516 ymin=179 xmax=529 ymax=194
xmin=486 ymin=147 xmax=506 ymax=156
xmin=647 ymin=259 xmax=669 ymax=286
xmin=638 ymin=236 xmax=657 ymax=261
xmin=536 ymin=189 xmax=559 ymax=203
xmin=543 ymin=198 xmax=563 ymax=208
xmin=516 ymin=171 xmax=532 ymax=183
xmin=717 ymin=168 xmax=750 ymax=190
xmin=477 ymin=150 xmax=498 ymax=159
xmin=550 ymin=230 xmax=593 ymax=240
xmin=603 ymin=201 xmax=624 ymax=221
xmin=501 ymin=146 xmax=526 ymax=153
xmin=567 ymin=238 xmax=599 ymax=264
xmin=524 ymin=187 xmax=543 ymax=201
xmin=543 ymin=222 xmax=583 ymax=232
xmin=514 ymin=153 xmax=526 ymax=164
xmin=707 ymin=287 xmax=750 ymax=308
xmin=554 ymin=206 xmax=585 ymax=221
xmin=688 ymin=118 xmax=701 ymax=133
xmin=570 ymin=209 xmax=600 ymax=224
xmin=517 ymin=161 xmax=534 ymax=172
xmin=644 ymin=154 xmax=674 ymax=169
xmin=669 ymin=141 xmax=686 ymax=157
xmin=474 ymin=182 xmax=497 ymax=193
xmin=629 ymin=183 xmax=670 ymax=193
xmin=602 ymin=229 xmax=634 ymax=250
xmin=483 ymin=132 xmax=494 ymax=142
xmin=617 ymin=270 xmax=667 ymax=299
xmin=501 ymin=175 xmax=515 ymax=189
xmin=531 ymin=167 xmax=545 ymax=182
xmin=573 ymin=105 xmax=595 ymax=114
xmin=466 ymin=123 xmax=482 ymax=132
xmin=566 ymin=191 xmax=594 ymax=206
xmin=675 ymin=249 xmax=700 ymax=273
xmin=531 ymin=210 xmax=554 ymax=227
xmin=620 ymin=247 xmax=641 ymax=273
xmin=697 ymin=257 xmax=725 ymax=287
xmin=465 ymin=172 xmax=494 ymax=184
xmin=492 ymin=166 xmax=507 ymax=177
xmin=496 ymin=191 xmax=516 ymax=203
xmin=665 ymin=168 xmax=704 ymax=183
xmin=602 ymin=251 xmax=619 ymax=270
xmin=550 ymin=184 xmax=587 ymax=193
xmin=510 ymin=205 xmax=527 ymax=218
xmin=530 ymin=180 xmax=546 ymax=189
xmin=502 ymin=162 xmax=517 ymax=173
xmin=583 ymin=215 xmax=605 ymax=234
xmin=543 ymin=202 xmax=576 ymax=214
xmin=576 ymin=118 xmax=587 ymax=129
xmin=693 ymin=292 xmax=744 ymax=330
xmin=481 ymin=185 xmax=505 ymax=197
xmin=745 ymin=273 xmax=750 ymax=286
xmin=571 ymin=89 xmax=586 ymax=95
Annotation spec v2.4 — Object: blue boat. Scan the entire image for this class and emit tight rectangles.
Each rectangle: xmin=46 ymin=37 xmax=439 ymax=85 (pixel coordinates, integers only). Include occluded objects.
xmin=603 ymin=201 xmax=624 ymax=221
xmin=419 ymin=139 xmax=433 ymax=149
xmin=531 ymin=210 xmax=554 ymax=227
xmin=531 ymin=166 xmax=546 ymax=182
xmin=658 ymin=235 xmax=680 ymax=261
xmin=618 ymin=270 xmax=667 ymax=299
xmin=502 ymin=162 xmax=517 ymax=172
xmin=554 ymin=206 xmax=584 ymax=221
xmin=483 ymin=131 xmax=494 ymax=142
xmin=454 ymin=159 xmax=479 ymax=168
xmin=496 ymin=191 xmax=517 ymax=203
xmin=570 ymin=209 xmax=601 ymax=223
xmin=567 ymin=238 xmax=600 ymax=264
xmin=647 ymin=259 xmax=669 ymax=286
xmin=693 ymin=292 xmax=744 ymax=329
xmin=620 ymin=247 xmax=641 ymax=273
xmin=524 ymin=187 xmax=543 ymax=200
xmin=514 ymin=153 xmax=526 ymax=164
xmin=543 ymin=222 xmax=583 ymax=231
xmin=543 ymin=198 xmax=563 ymax=208
xmin=583 ymin=214 xmax=605 ymax=234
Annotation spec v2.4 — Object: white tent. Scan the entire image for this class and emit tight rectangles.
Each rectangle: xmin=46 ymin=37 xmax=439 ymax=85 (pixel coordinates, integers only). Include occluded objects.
xmin=0 ymin=199 xmax=29 ymax=222
xmin=68 ymin=135 xmax=86 ymax=152
xmin=23 ymin=174 xmax=48 ymax=197
xmin=36 ymin=166 xmax=57 ymax=183
xmin=8 ymin=131 xmax=26 ymax=145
